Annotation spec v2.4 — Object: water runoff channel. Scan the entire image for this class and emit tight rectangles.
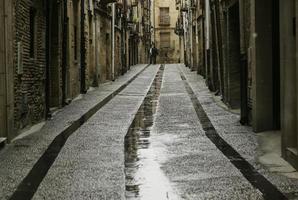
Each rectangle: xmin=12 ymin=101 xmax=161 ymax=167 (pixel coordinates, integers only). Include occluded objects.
xmin=124 ymin=65 xmax=179 ymax=200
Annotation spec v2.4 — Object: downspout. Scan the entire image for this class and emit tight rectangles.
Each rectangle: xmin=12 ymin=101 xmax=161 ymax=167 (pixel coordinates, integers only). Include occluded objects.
xmin=112 ymin=3 xmax=115 ymax=81
xmin=62 ymin=0 xmax=68 ymax=105
xmin=45 ymin=0 xmax=51 ymax=118
xmin=80 ymin=0 xmax=87 ymax=93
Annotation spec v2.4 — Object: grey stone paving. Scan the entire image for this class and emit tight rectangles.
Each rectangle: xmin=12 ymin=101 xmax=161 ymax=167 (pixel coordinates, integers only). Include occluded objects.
xmin=32 ymin=65 xmax=160 ymax=200
xmin=1 ymin=63 xmax=298 ymax=200
xmin=179 ymin=64 xmax=298 ymax=199
xmin=0 ymin=64 xmax=150 ymax=200
xmin=151 ymin=64 xmax=263 ymax=199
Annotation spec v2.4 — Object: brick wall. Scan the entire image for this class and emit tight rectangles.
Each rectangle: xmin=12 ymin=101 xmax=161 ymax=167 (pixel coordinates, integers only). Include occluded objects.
xmin=14 ymin=0 xmax=46 ymax=130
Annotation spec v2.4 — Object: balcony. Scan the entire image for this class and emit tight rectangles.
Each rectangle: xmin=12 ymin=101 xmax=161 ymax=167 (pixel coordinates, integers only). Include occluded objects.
xmin=159 ymin=15 xmax=170 ymax=26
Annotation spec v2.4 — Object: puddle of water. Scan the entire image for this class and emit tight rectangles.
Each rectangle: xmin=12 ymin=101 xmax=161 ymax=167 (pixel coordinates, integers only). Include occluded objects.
xmin=9 ymin=65 xmax=152 ymax=200
xmin=125 ymin=66 xmax=179 ymax=200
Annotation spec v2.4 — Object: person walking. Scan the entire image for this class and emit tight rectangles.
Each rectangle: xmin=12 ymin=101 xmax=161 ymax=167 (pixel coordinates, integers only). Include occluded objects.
xmin=149 ymin=46 xmax=153 ymax=64
xmin=150 ymin=45 xmax=158 ymax=64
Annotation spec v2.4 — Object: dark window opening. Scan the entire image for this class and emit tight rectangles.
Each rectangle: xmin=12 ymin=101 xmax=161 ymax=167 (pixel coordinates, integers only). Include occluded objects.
xmin=29 ymin=8 xmax=36 ymax=58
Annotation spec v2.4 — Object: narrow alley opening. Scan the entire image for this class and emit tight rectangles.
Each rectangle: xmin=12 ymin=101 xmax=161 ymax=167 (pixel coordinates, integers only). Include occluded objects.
xmin=1 ymin=0 xmax=298 ymax=200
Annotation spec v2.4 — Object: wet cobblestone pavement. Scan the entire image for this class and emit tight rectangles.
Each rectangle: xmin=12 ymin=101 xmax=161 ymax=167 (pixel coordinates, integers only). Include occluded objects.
xmin=1 ymin=64 xmax=298 ymax=200
xmin=179 ymin=64 xmax=298 ymax=199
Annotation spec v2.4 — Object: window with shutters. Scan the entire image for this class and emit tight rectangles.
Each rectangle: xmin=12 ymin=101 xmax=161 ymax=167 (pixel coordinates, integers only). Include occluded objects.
xmin=160 ymin=32 xmax=171 ymax=49
xmin=159 ymin=7 xmax=170 ymax=25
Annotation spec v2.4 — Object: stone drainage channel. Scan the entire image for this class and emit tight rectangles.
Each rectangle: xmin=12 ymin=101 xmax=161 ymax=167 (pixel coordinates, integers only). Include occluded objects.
xmin=124 ymin=65 xmax=178 ymax=200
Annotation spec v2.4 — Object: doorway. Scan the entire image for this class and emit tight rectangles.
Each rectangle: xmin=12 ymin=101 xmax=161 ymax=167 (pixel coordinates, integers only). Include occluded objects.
xmin=48 ymin=1 xmax=61 ymax=109
xmin=252 ymin=0 xmax=281 ymax=132
xmin=227 ymin=2 xmax=241 ymax=109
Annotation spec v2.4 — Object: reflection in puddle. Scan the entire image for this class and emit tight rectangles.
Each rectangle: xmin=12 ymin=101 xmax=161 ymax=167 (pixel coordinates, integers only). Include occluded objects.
xmin=125 ymin=66 xmax=179 ymax=200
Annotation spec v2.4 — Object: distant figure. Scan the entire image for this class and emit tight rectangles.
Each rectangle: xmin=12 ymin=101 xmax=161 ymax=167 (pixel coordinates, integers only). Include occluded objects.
xmin=150 ymin=45 xmax=158 ymax=64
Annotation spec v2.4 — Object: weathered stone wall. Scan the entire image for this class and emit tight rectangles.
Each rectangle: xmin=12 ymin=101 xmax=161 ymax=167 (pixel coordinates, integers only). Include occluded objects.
xmin=85 ymin=2 xmax=97 ymax=87
xmin=115 ymin=30 xmax=122 ymax=78
xmin=67 ymin=0 xmax=81 ymax=99
xmin=97 ymin=13 xmax=111 ymax=82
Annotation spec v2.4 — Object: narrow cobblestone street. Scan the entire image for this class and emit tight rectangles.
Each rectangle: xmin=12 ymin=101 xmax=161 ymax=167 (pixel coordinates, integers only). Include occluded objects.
xmin=1 ymin=64 xmax=298 ymax=200
xmin=2 ymin=0 xmax=298 ymax=199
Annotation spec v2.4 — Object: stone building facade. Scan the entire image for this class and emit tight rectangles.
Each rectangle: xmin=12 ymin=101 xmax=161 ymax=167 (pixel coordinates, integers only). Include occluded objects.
xmin=153 ymin=0 xmax=180 ymax=63
xmin=14 ymin=0 xmax=47 ymax=135
xmin=0 ymin=0 xmax=151 ymax=142
xmin=176 ymin=0 xmax=298 ymax=170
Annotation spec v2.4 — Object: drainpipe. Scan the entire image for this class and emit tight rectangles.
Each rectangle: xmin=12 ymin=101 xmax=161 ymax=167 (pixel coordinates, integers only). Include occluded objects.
xmin=80 ymin=0 xmax=87 ymax=93
xmin=112 ymin=3 xmax=115 ymax=81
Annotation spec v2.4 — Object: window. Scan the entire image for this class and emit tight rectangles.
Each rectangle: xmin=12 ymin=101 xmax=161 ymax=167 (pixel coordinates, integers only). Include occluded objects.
xmin=160 ymin=32 xmax=171 ymax=48
xmin=159 ymin=7 xmax=170 ymax=25
xmin=29 ymin=8 xmax=36 ymax=58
